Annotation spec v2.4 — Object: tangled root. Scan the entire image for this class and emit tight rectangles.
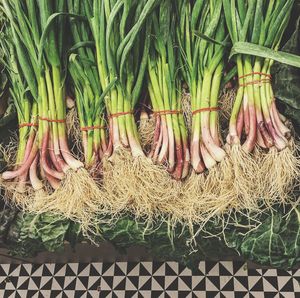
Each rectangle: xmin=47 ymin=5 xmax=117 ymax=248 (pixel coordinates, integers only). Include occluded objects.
xmin=101 ymin=149 xmax=181 ymax=220
xmin=66 ymin=107 xmax=82 ymax=157
xmin=28 ymin=168 xmax=104 ymax=231
xmin=138 ymin=113 xmax=156 ymax=153
xmin=260 ymin=142 xmax=300 ymax=206
xmin=226 ymin=145 xmax=261 ymax=211
xmin=0 ymin=137 xmax=18 ymax=169
xmin=0 ymin=177 xmax=39 ymax=211
xmin=180 ymin=173 xmax=206 ymax=222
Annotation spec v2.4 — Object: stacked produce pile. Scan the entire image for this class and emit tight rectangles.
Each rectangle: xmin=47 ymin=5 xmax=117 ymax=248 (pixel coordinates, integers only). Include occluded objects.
xmin=0 ymin=0 xmax=299 ymax=237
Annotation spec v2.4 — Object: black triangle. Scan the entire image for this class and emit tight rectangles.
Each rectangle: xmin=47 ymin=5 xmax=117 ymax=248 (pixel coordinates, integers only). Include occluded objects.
xmin=232 ymin=261 xmax=245 ymax=274
xmin=65 ymin=278 xmax=76 ymax=290
xmin=8 ymin=264 xmax=19 ymax=274
xmin=31 ymin=264 xmax=42 ymax=275
xmin=153 ymin=262 xmax=164 ymax=274
xmin=166 ymin=277 xmax=178 ymax=291
xmin=54 ymin=264 xmax=65 ymax=275
xmin=102 ymin=262 xmax=114 ymax=275
xmin=42 ymin=266 xmax=53 ymax=277
xmin=125 ymin=291 xmax=138 ymax=298
xmin=27 ymin=290 xmax=39 ymax=297
xmin=264 ymin=276 xmax=278 ymax=290
xmin=221 ymin=277 xmax=234 ymax=291
xmin=54 ymin=276 xmax=65 ymax=289
xmin=248 ymin=269 xmax=261 ymax=276
xmin=208 ymin=276 xmax=220 ymax=290
xmin=264 ymin=293 xmax=280 ymax=298
xmin=114 ymin=264 xmax=125 ymax=276
xmin=17 ymin=277 xmax=30 ymax=290
xmin=99 ymin=291 xmax=112 ymax=298
xmin=139 ymin=263 xmax=151 ymax=276
xmin=114 ymin=277 xmax=126 ymax=290
xmin=127 ymin=276 xmax=139 ymax=289
xmin=207 ymin=291 xmax=220 ymax=298
xmin=49 ymin=290 xmax=61 ymax=297
xmin=0 ymin=266 xmax=7 ymax=276
xmin=178 ymin=263 xmax=187 ymax=275
xmin=61 ymin=292 xmax=69 ymax=298
xmin=41 ymin=277 xmax=53 ymax=290
xmin=178 ymin=291 xmax=192 ymax=297
xmin=219 ymin=263 xmax=232 ymax=276
xmin=205 ymin=261 xmax=217 ymax=274
xmin=235 ymin=276 xmax=248 ymax=290
xmin=165 ymin=263 xmax=177 ymax=276
xmin=277 ymin=269 xmax=291 ymax=276
xmin=193 ymin=278 xmax=206 ymax=290
xmin=78 ymin=276 xmax=89 ymax=289
xmin=153 ymin=276 xmax=165 ymax=289
xmin=19 ymin=266 xmax=30 ymax=276
xmin=31 ymin=276 xmax=42 ymax=289
xmin=127 ymin=262 xmax=139 ymax=275
xmin=111 ymin=292 xmax=119 ymax=298
xmin=88 ymin=277 xmax=101 ymax=291
xmin=140 ymin=277 xmax=152 ymax=290
xmin=87 ymin=292 xmax=95 ymax=298
xmin=179 ymin=276 xmax=192 ymax=289
xmin=281 ymin=278 xmax=294 ymax=292
xmin=102 ymin=276 xmax=114 ymax=289
xmin=78 ymin=263 xmax=89 ymax=274
xmin=89 ymin=264 xmax=100 ymax=276
xmin=251 ymin=277 xmax=264 ymax=291
xmin=4 ymin=290 xmax=15 ymax=297
xmin=151 ymin=291 xmax=164 ymax=297
xmin=65 ymin=265 xmax=76 ymax=277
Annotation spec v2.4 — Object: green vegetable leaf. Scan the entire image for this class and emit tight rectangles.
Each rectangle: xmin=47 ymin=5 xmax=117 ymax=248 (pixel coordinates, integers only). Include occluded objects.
xmin=230 ymin=42 xmax=300 ymax=68
xmin=273 ymin=15 xmax=300 ymax=131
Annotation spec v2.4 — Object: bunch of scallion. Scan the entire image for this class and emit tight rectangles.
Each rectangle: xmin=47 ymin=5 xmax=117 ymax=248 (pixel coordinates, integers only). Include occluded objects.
xmin=147 ymin=0 xmax=190 ymax=180
xmin=175 ymin=0 xmax=235 ymax=220
xmin=67 ymin=0 xmax=115 ymax=174
xmin=0 ymin=27 xmax=40 ymax=205
xmin=85 ymin=0 xmax=179 ymax=218
xmin=223 ymin=0 xmax=299 ymax=206
xmin=1 ymin=0 xmax=101 ymax=228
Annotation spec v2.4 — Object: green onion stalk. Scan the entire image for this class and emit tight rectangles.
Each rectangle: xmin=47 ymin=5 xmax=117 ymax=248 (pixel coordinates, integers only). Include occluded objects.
xmin=88 ymin=0 xmax=180 ymax=218
xmin=0 ymin=29 xmax=41 ymax=203
xmin=177 ymin=0 xmax=227 ymax=173
xmin=1 ymin=0 xmax=100 ymax=225
xmin=67 ymin=0 xmax=115 ymax=173
xmin=147 ymin=0 xmax=190 ymax=180
xmin=223 ymin=0 xmax=299 ymax=204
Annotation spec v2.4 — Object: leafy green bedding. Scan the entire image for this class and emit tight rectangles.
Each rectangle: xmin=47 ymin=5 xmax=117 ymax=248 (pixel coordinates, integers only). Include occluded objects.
xmin=0 ymin=204 xmax=299 ymax=270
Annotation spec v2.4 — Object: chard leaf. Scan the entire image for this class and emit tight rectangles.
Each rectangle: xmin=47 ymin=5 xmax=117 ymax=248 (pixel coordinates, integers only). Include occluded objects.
xmin=273 ymin=15 xmax=300 ymax=131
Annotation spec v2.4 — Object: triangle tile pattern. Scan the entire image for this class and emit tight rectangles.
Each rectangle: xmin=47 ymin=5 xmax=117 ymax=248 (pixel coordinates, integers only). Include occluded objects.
xmin=0 ymin=261 xmax=298 ymax=296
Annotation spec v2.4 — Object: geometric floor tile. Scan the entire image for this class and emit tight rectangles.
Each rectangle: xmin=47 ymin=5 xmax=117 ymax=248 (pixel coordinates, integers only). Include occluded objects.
xmin=0 ymin=262 xmax=298 ymax=297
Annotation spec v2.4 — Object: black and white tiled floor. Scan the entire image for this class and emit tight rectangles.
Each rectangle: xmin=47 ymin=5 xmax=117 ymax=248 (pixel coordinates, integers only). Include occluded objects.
xmin=0 ymin=261 xmax=299 ymax=297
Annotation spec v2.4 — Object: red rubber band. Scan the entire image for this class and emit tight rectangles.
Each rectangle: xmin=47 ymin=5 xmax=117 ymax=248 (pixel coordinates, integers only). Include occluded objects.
xmin=110 ymin=111 xmax=133 ymax=118
xmin=153 ymin=110 xmax=183 ymax=116
xmin=239 ymin=79 xmax=271 ymax=88
xmin=239 ymin=72 xmax=272 ymax=80
xmin=192 ymin=107 xmax=221 ymax=116
xmin=81 ymin=125 xmax=106 ymax=132
xmin=39 ymin=117 xmax=66 ymax=123
xmin=19 ymin=123 xmax=38 ymax=129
